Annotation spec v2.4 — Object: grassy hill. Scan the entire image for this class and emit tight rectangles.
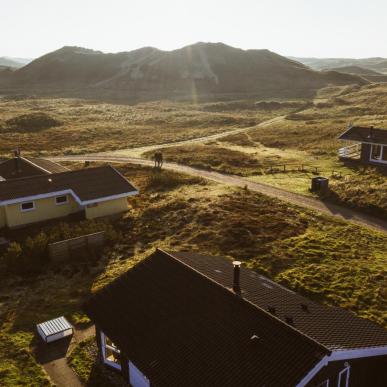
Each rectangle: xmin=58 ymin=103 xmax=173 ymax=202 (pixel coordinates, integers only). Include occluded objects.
xmin=328 ymin=65 xmax=382 ymax=76
xmin=0 ymin=57 xmax=30 ymax=68
xmin=0 ymin=43 xmax=367 ymax=101
xmin=326 ymin=66 xmax=387 ymax=83
xmin=292 ymin=56 xmax=387 ymax=74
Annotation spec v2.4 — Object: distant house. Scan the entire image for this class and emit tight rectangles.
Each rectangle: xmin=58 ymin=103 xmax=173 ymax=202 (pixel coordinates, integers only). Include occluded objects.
xmin=338 ymin=126 xmax=387 ymax=166
xmin=0 ymin=165 xmax=138 ymax=228
xmin=84 ymin=249 xmax=387 ymax=387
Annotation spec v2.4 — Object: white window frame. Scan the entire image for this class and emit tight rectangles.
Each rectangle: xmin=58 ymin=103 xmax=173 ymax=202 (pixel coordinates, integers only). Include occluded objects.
xmin=370 ymin=144 xmax=387 ymax=164
xmin=337 ymin=365 xmax=350 ymax=387
xmin=317 ymin=380 xmax=329 ymax=387
xmin=100 ymin=331 xmax=121 ymax=371
xmin=20 ymin=201 xmax=35 ymax=212
xmin=55 ymin=195 xmax=68 ymax=205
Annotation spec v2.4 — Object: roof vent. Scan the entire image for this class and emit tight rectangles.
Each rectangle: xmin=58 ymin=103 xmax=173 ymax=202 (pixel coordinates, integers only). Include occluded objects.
xmin=250 ymin=334 xmax=260 ymax=342
xmin=369 ymin=126 xmax=374 ymax=138
xmin=285 ymin=316 xmax=294 ymax=325
xmin=301 ymin=303 xmax=309 ymax=312
xmin=232 ymin=261 xmax=241 ymax=294
xmin=267 ymin=306 xmax=276 ymax=315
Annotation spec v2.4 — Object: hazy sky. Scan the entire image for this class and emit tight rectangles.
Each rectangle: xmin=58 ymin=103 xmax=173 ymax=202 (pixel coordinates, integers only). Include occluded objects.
xmin=2 ymin=0 xmax=387 ymax=59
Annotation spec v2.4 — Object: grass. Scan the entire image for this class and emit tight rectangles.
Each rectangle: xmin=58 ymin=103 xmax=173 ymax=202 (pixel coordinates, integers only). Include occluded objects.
xmin=0 ymin=97 xmax=286 ymax=157
xmin=145 ymin=84 xmax=387 ymax=215
xmin=0 ymin=332 xmax=52 ymax=386
xmin=67 ymin=338 xmax=126 ymax=387
xmin=0 ymin=166 xmax=386 ymax=385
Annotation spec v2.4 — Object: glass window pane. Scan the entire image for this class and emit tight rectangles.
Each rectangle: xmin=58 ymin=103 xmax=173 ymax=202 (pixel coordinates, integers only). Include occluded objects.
xmin=371 ymin=145 xmax=381 ymax=160
xmin=382 ymin=146 xmax=387 ymax=161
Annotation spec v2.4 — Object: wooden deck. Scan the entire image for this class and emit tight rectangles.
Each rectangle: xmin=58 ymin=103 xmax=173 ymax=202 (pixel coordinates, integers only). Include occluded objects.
xmin=338 ymin=143 xmax=361 ymax=160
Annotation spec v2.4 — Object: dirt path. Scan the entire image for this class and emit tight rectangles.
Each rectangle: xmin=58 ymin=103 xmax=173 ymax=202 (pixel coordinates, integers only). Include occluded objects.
xmin=36 ymin=325 xmax=95 ymax=387
xmin=96 ymin=116 xmax=285 ymax=157
xmin=50 ymin=154 xmax=387 ymax=234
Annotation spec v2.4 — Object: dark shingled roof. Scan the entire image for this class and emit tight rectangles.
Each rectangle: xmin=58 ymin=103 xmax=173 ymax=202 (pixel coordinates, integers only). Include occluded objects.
xmin=0 ymin=165 xmax=138 ymax=203
xmin=24 ymin=157 xmax=69 ymax=174
xmin=84 ymin=249 xmax=330 ymax=387
xmin=338 ymin=126 xmax=387 ymax=145
xmin=0 ymin=157 xmax=68 ymax=179
xmin=170 ymin=252 xmax=387 ymax=351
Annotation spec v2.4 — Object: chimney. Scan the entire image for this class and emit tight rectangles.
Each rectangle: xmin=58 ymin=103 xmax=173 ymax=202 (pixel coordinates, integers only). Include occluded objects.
xmin=13 ymin=148 xmax=21 ymax=173
xmin=232 ymin=261 xmax=241 ymax=294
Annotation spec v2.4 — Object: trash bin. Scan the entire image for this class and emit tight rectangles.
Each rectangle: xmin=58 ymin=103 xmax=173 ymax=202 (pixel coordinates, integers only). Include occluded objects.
xmin=311 ymin=176 xmax=329 ymax=193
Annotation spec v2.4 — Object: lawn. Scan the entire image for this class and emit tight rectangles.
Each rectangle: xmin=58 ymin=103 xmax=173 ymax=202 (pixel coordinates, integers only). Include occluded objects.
xmin=0 ymin=163 xmax=386 ymax=386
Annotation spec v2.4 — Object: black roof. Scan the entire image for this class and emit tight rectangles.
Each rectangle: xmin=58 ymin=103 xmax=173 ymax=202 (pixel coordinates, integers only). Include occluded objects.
xmin=0 ymin=165 xmax=138 ymax=203
xmin=84 ymin=249 xmax=330 ymax=387
xmin=171 ymin=252 xmax=387 ymax=351
xmin=338 ymin=126 xmax=387 ymax=144
xmin=0 ymin=157 xmax=68 ymax=180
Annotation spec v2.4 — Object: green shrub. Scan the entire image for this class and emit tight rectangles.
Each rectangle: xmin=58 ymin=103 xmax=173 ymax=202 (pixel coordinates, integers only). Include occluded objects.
xmin=2 ymin=242 xmax=23 ymax=274
xmin=146 ymin=170 xmax=204 ymax=191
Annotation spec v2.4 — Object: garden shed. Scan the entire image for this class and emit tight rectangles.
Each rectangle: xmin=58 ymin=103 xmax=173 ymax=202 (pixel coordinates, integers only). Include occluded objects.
xmin=36 ymin=316 xmax=73 ymax=343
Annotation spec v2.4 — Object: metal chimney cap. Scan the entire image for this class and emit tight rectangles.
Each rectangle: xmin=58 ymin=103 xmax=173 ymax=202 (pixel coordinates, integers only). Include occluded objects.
xmin=233 ymin=261 xmax=241 ymax=267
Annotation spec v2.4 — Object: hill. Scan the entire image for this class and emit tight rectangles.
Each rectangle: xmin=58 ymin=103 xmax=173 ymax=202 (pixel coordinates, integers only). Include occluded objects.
xmin=0 ymin=57 xmax=31 ymax=68
xmin=292 ymin=56 xmax=387 ymax=74
xmin=0 ymin=43 xmax=368 ymax=101
xmin=324 ymin=65 xmax=387 ymax=83
xmin=328 ymin=65 xmax=382 ymax=76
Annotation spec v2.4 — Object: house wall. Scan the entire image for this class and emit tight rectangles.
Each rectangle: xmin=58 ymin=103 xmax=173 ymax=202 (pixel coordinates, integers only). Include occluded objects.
xmin=0 ymin=206 xmax=6 ymax=228
xmin=307 ymin=355 xmax=387 ymax=387
xmin=360 ymin=143 xmax=371 ymax=163
xmin=4 ymin=195 xmax=80 ymax=228
xmin=85 ymin=197 xmax=128 ymax=220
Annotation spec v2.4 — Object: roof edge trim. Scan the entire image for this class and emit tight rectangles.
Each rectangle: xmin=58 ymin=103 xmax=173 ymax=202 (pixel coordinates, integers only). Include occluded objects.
xmin=0 ymin=188 xmax=139 ymax=206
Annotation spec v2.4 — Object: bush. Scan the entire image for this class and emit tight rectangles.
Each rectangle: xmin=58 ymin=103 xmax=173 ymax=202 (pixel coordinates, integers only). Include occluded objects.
xmin=2 ymin=242 xmax=23 ymax=274
xmin=5 ymin=112 xmax=62 ymax=132
xmin=0 ymin=220 xmax=120 ymax=276
xmin=146 ymin=170 xmax=204 ymax=191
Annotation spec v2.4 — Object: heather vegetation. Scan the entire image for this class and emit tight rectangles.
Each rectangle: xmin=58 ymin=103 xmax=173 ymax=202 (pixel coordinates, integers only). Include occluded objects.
xmin=0 ymin=97 xmax=283 ymax=156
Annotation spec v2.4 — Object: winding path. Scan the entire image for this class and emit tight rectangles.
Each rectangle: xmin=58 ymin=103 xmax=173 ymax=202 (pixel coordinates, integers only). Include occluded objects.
xmin=50 ymin=154 xmax=387 ymax=234
xmin=99 ymin=116 xmax=285 ymax=157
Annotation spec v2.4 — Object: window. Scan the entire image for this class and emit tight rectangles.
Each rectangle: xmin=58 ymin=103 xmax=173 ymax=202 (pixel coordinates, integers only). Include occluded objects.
xmin=370 ymin=144 xmax=382 ymax=160
xmin=55 ymin=195 xmax=68 ymax=205
xmin=382 ymin=146 xmax=387 ymax=161
xmin=21 ymin=201 xmax=35 ymax=212
xmin=316 ymin=380 xmax=329 ymax=387
xmin=100 ymin=331 xmax=121 ymax=370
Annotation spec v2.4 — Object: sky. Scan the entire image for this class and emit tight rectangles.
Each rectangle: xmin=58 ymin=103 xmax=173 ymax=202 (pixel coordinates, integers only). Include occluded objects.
xmin=1 ymin=0 xmax=387 ymax=59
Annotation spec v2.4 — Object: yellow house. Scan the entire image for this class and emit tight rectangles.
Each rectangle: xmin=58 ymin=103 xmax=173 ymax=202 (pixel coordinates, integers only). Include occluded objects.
xmin=0 ymin=164 xmax=138 ymax=228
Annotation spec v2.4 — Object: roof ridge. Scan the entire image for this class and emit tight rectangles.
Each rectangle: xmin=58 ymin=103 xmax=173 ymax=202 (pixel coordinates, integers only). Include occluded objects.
xmin=20 ymin=156 xmax=52 ymax=174
xmin=0 ymin=164 xmax=112 ymax=184
xmin=159 ymin=248 xmax=330 ymax=356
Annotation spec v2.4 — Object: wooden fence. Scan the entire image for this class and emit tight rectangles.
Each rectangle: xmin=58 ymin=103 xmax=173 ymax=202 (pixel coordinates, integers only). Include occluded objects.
xmin=48 ymin=231 xmax=105 ymax=262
